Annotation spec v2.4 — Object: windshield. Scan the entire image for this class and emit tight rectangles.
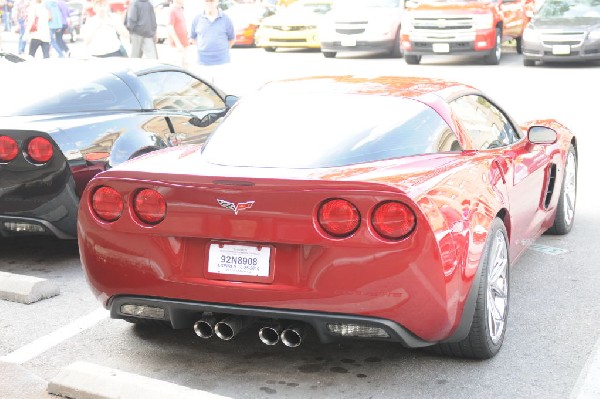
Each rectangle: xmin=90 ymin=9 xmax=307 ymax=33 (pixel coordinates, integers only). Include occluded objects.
xmin=538 ymin=0 xmax=600 ymax=19
xmin=286 ymin=0 xmax=332 ymax=14
xmin=202 ymin=89 xmax=457 ymax=169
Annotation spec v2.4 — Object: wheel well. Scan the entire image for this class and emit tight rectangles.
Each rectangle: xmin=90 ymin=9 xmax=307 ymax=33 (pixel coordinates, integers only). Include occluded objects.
xmin=496 ymin=208 xmax=511 ymax=241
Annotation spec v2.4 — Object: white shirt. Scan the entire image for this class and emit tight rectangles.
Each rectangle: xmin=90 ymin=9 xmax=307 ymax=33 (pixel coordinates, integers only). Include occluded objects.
xmin=83 ymin=14 xmax=123 ymax=56
xmin=28 ymin=4 xmax=51 ymax=42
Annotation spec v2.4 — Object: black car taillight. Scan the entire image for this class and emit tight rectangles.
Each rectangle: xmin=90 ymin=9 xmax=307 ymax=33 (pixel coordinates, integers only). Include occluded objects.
xmin=27 ymin=137 xmax=53 ymax=163
xmin=0 ymin=135 xmax=18 ymax=162
xmin=91 ymin=186 xmax=124 ymax=222
xmin=317 ymin=198 xmax=360 ymax=238
xmin=371 ymin=201 xmax=416 ymax=240
xmin=133 ymin=189 xmax=166 ymax=225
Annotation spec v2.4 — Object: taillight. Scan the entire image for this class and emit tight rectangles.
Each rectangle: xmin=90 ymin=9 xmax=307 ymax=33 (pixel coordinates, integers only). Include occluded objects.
xmin=317 ymin=198 xmax=360 ymax=238
xmin=371 ymin=201 xmax=416 ymax=240
xmin=27 ymin=137 xmax=53 ymax=163
xmin=91 ymin=186 xmax=123 ymax=222
xmin=133 ymin=189 xmax=166 ymax=225
xmin=0 ymin=136 xmax=18 ymax=162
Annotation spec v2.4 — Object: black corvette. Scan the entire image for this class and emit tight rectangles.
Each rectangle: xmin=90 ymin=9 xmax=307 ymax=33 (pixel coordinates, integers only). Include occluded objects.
xmin=0 ymin=58 xmax=237 ymax=238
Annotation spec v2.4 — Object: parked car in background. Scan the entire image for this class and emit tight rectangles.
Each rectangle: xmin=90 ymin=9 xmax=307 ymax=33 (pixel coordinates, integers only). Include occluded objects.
xmin=0 ymin=58 xmax=237 ymax=239
xmin=319 ymin=0 xmax=404 ymax=58
xmin=226 ymin=2 xmax=276 ymax=47
xmin=254 ymin=0 xmax=333 ymax=51
xmin=79 ymin=75 xmax=577 ymax=359
xmin=522 ymin=0 xmax=600 ymax=66
xmin=401 ymin=0 xmax=535 ymax=65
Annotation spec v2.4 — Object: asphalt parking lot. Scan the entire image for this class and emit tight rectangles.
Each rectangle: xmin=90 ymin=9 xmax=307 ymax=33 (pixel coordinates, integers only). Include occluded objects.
xmin=1 ymin=30 xmax=600 ymax=399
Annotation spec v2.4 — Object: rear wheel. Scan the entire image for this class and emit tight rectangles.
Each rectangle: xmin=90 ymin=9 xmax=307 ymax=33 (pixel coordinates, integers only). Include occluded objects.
xmin=323 ymin=51 xmax=336 ymax=58
xmin=547 ymin=145 xmax=577 ymax=235
xmin=523 ymin=58 xmax=535 ymax=67
xmin=264 ymin=47 xmax=276 ymax=52
xmin=484 ymin=28 xmax=502 ymax=65
xmin=405 ymin=54 xmax=421 ymax=65
xmin=515 ymin=37 xmax=523 ymax=54
xmin=429 ymin=218 xmax=509 ymax=359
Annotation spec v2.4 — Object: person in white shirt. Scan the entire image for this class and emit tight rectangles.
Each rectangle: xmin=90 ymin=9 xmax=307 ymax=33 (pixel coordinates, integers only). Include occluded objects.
xmin=83 ymin=0 xmax=129 ymax=57
xmin=25 ymin=0 xmax=50 ymax=58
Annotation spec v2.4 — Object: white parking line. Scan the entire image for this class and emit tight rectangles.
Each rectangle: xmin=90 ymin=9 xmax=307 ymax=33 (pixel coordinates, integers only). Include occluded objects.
xmin=570 ymin=334 xmax=600 ymax=399
xmin=0 ymin=308 xmax=108 ymax=364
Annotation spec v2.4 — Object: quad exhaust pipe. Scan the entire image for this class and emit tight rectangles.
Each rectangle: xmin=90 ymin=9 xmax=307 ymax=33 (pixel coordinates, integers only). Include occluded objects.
xmin=193 ymin=315 xmax=305 ymax=347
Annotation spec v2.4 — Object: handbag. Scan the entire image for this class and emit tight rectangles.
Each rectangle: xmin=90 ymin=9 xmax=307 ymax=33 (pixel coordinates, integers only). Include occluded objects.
xmin=30 ymin=15 xmax=39 ymax=32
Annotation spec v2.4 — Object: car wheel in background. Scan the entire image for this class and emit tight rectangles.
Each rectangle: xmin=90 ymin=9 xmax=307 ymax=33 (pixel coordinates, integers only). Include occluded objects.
xmin=515 ymin=37 xmax=523 ymax=54
xmin=390 ymin=29 xmax=403 ymax=58
xmin=546 ymin=145 xmax=577 ymax=235
xmin=523 ymin=58 xmax=535 ymax=67
xmin=322 ymin=51 xmax=336 ymax=58
xmin=484 ymin=28 xmax=502 ymax=65
xmin=428 ymin=217 xmax=509 ymax=359
xmin=405 ymin=55 xmax=421 ymax=65
xmin=264 ymin=47 xmax=276 ymax=52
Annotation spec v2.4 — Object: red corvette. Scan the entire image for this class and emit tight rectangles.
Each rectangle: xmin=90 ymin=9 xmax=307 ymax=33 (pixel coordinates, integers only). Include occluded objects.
xmin=78 ymin=76 xmax=577 ymax=359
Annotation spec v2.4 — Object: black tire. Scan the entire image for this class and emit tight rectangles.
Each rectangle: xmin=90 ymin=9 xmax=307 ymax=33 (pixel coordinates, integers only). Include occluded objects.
xmin=390 ymin=28 xmax=403 ymax=58
xmin=264 ymin=47 xmax=276 ymax=52
xmin=484 ymin=28 xmax=502 ymax=65
xmin=515 ymin=37 xmax=523 ymax=54
xmin=323 ymin=51 xmax=336 ymax=58
xmin=546 ymin=144 xmax=577 ymax=235
xmin=523 ymin=58 xmax=535 ymax=67
xmin=405 ymin=54 xmax=421 ymax=65
xmin=428 ymin=218 xmax=509 ymax=359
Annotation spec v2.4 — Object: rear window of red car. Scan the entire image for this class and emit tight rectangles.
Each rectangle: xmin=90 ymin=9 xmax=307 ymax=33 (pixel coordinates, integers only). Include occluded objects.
xmin=202 ymin=89 xmax=458 ymax=168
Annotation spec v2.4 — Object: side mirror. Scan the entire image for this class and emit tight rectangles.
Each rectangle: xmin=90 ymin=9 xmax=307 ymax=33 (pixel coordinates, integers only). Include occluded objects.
xmin=528 ymin=126 xmax=557 ymax=144
xmin=225 ymin=95 xmax=239 ymax=108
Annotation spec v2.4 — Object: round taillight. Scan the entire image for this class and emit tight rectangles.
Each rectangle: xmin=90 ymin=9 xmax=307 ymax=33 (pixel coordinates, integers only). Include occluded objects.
xmin=371 ymin=201 xmax=416 ymax=240
xmin=92 ymin=186 xmax=124 ymax=222
xmin=317 ymin=198 xmax=360 ymax=238
xmin=0 ymin=136 xmax=18 ymax=162
xmin=27 ymin=137 xmax=54 ymax=163
xmin=133 ymin=189 xmax=166 ymax=225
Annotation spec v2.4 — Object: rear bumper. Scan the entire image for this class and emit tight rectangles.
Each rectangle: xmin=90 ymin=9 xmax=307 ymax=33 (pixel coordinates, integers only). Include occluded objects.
xmin=109 ymin=295 xmax=433 ymax=347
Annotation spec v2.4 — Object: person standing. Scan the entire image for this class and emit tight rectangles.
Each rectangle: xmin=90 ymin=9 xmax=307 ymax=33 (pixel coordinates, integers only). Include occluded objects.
xmin=1 ymin=0 xmax=14 ymax=32
xmin=12 ymin=0 xmax=29 ymax=54
xmin=189 ymin=0 xmax=234 ymax=87
xmin=83 ymin=0 xmax=128 ymax=57
xmin=165 ymin=0 xmax=188 ymax=67
xmin=56 ymin=0 xmax=70 ymax=56
xmin=25 ymin=0 xmax=50 ymax=58
xmin=125 ymin=0 xmax=157 ymax=58
xmin=46 ymin=0 xmax=64 ymax=57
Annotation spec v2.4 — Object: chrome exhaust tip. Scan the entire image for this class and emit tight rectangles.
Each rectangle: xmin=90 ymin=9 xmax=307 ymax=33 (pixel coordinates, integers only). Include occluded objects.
xmin=215 ymin=316 xmax=246 ymax=341
xmin=281 ymin=325 xmax=304 ymax=348
xmin=193 ymin=316 xmax=217 ymax=339
xmin=259 ymin=324 xmax=282 ymax=346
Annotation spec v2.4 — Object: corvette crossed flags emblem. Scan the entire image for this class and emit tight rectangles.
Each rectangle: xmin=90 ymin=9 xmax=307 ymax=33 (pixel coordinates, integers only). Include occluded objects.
xmin=217 ymin=199 xmax=255 ymax=215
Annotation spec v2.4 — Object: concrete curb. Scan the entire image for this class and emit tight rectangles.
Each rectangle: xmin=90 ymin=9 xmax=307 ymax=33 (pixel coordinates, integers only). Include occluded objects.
xmin=0 ymin=271 xmax=60 ymax=304
xmin=47 ymin=361 xmax=232 ymax=399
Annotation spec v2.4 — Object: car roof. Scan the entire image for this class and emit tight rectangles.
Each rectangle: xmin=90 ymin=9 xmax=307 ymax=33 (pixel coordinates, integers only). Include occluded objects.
xmin=257 ymin=75 xmax=478 ymax=103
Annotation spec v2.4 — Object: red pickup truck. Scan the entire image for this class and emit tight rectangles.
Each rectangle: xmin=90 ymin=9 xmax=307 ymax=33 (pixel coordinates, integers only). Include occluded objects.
xmin=400 ymin=0 xmax=535 ymax=65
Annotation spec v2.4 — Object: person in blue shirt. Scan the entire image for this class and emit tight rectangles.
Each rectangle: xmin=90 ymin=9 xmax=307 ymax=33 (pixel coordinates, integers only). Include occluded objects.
xmin=189 ymin=0 xmax=234 ymax=89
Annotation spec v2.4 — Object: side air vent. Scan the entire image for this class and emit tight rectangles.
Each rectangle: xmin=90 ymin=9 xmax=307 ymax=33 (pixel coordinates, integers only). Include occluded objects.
xmin=544 ymin=164 xmax=557 ymax=209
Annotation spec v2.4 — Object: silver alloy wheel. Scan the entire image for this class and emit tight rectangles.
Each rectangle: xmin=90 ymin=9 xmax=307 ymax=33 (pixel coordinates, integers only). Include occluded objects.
xmin=486 ymin=230 xmax=508 ymax=344
xmin=562 ymin=151 xmax=577 ymax=227
xmin=494 ymin=30 xmax=502 ymax=61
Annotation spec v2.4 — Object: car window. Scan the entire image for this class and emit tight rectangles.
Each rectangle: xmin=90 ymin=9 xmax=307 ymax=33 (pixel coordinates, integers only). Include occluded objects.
xmin=138 ymin=71 xmax=226 ymax=112
xmin=450 ymin=95 xmax=518 ymax=150
xmin=0 ymin=71 xmax=139 ymax=116
xmin=202 ymin=92 xmax=458 ymax=168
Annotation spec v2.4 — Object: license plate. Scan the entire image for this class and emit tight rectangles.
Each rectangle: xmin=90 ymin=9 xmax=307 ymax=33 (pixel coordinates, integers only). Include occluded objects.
xmin=432 ymin=43 xmax=450 ymax=53
xmin=208 ymin=244 xmax=270 ymax=277
xmin=552 ymin=45 xmax=570 ymax=55
xmin=341 ymin=38 xmax=356 ymax=47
